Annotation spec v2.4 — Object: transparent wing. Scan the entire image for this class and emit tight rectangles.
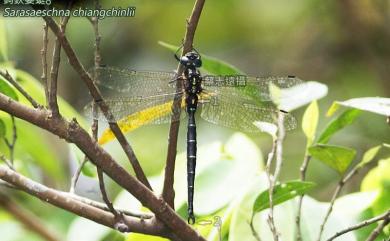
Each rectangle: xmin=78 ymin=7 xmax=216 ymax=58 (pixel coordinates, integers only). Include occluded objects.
xmin=84 ymin=93 xmax=186 ymax=125
xmin=200 ymin=90 xmax=297 ymax=132
xmin=94 ymin=66 xmax=179 ymax=97
xmin=202 ymin=75 xmax=306 ymax=102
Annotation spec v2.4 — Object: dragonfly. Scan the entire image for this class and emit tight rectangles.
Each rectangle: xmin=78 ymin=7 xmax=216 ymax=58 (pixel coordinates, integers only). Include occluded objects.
xmin=85 ymin=50 xmax=305 ymax=224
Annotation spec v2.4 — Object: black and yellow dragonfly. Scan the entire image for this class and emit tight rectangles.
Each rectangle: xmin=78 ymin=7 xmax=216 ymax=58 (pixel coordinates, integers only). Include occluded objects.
xmin=86 ymin=51 xmax=304 ymax=224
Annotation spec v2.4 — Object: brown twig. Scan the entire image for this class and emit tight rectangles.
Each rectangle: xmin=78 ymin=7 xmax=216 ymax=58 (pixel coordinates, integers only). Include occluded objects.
xmin=265 ymin=113 xmax=285 ymax=241
xmin=326 ymin=210 xmax=390 ymax=241
xmin=40 ymin=15 xmax=151 ymax=190
xmin=296 ymin=154 xmax=312 ymax=241
xmin=48 ymin=2 xmax=72 ymax=116
xmin=0 ymin=191 xmax=62 ymax=241
xmin=366 ymin=213 xmax=390 ymax=241
xmin=69 ymin=157 xmax=87 ymax=193
xmin=317 ymin=164 xmax=366 ymax=241
xmin=41 ymin=22 xmax=49 ymax=105
xmin=0 ymin=93 xmax=206 ymax=241
xmin=62 ymin=192 xmax=154 ymax=219
xmin=0 ymin=165 xmax=170 ymax=236
xmin=89 ymin=0 xmax=120 ymax=222
xmin=162 ymin=0 xmax=206 ymax=209
xmin=0 ymin=70 xmax=40 ymax=108
xmin=1 ymin=177 xmax=152 ymax=219
xmin=4 ymin=115 xmax=17 ymax=167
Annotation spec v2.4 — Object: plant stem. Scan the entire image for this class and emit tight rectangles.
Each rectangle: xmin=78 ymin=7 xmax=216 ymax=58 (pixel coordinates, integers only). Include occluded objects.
xmin=162 ymin=0 xmax=206 ymax=207
xmin=326 ymin=210 xmax=390 ymax=241
xmin=266 ymin=112 xmax=285 ymax=241
xmin=296 ymin=154 xmax=312 ymax=241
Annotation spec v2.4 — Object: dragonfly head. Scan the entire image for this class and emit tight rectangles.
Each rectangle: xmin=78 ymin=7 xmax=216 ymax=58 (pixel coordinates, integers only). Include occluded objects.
xmin=180 ymin=51 xmax=202 ymax=68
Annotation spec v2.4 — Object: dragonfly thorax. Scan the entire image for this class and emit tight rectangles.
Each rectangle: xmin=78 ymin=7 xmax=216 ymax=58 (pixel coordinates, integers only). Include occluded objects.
xmin=180 ymin=51 xmax=202 ymax=68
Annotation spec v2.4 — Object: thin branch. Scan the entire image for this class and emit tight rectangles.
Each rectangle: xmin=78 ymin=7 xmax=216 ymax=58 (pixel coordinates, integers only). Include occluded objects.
xmin=0 ymin=165 xmax=171 ymax=237
xmin=40 ymin=15 xmax=151 ymax=190
xmin=48 ymin=3 xmax=72 ymax=116
xmin=0 ymin=70 xmax=41 ymax=108
xmin=1 ymin=177 xmax=152 ymax=219
xmin=326 ymin=210 xmax=390 ymax=241
xmin=366 ymin=214 xmax=390 ymax=241
xmin=96 ymin=168 xmax=119 ymax=216
xmin=296 ymin=154 xmax=312 ymax=241
xmin=89 ymin=1 xmax=121 ymax=223
xmin=0 ymin=155 xmax=14 ymax=170
xmin=258 ymin=137 xmax=277 ymax=241
xmin=317 ymin=163 xmax=366 ymax=241
xmin=62 ymin=192 xmax=154 ymax=219
xmin=69 ymin=157 xmax=87 ymax=193
xmin=0 ymin=192 xmax=62 ymax=241
xmin=265 ymin=112 xmax=285 ymax=241
xmin=1 ymin=115 xmax=17 ymax=170
xmin=41 ymin=22 xmax=49 ymax=105
xmin=0 ymin=93 xmax=206 ymax=241
xmin=162 ymin=0 xmax=206 ymax=208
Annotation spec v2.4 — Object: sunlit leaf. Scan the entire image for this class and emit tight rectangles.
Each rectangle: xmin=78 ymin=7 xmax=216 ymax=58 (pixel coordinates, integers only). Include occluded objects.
xmin=126 ymin=233 xmax=168 ymax=241
xmin=0 ymin=18 xmax=8 ymax=61
xmin=194 ymin=133 xmax=263 ymax=215
xmin=357 ymin=145 xmax=382 ymax=168
xmin=269 ymin=83 xmax=281 ymax=107
xmin=252 ymin=180 xmax=316 ymax=213
xmin=326 ymin=102 xmax=340 ymax=117
xmin=67 ymin=217 xmax=111 ymax=241
xmin=0 ymin=75 xmax=18 ymax=101
xmin=253 ymin=121 xmax=277 ymax=138
xmin=302 ymin=101 xmax=319 ymax=147
xmin=318 ymin=109 xmax=361 ymax=144
xmin=309 ymin=144 xmax=356 ymax=174
xmin=333 ymin=97 xmax=390 ymax=116
xmin=0 ymin=118 xmax=6 ymax=138
xmin=158 ymin=41 xmax=243 ymax=75
xmin=279 ymin=81 xmax=328 ymax=112
xmin=361 ymin=158 xmax=390 ymax=215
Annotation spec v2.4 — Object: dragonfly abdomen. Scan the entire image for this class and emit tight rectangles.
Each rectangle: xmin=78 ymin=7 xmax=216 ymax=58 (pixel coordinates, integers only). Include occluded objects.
xmin=186 ymin=105 xmax=197 ymax=225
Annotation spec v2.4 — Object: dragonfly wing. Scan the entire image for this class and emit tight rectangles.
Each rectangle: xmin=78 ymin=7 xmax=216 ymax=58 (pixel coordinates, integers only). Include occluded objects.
xmin=203 ymin=75 xmax=306 ymax=103
xmin=94 ymin=66 xmax=179 ymax=97
xmin=199 ymin=91 xmax=297 ymax=132
xmin=84 ymin=92 xmax=185 ymax=125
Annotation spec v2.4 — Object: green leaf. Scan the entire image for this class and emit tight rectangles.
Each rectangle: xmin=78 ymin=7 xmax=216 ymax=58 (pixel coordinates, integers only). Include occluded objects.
xmin=357 ymin=145 xmax=382 ymax=168
xmin=361 ymin=158 xmax=390 ymax=215
xmin=158 ymin=41 xmax=243 ymax=75
xmin=269 ymin=82 xmax=282 ymax=107
xmin=334 ymin=97 xmax=390 ymax=116
xmin=309 ymin=144 xmax=356 ymax=174
xmin=252 ymin=180 xmax=316 ymax=213
xmin=0 ymin=118 xmax=5 ymax=138
xmin=302 ymin=101 xmax=319 ymax=147
xmin=0 ymin=18 xmax=8 ymax=61
xmin=318 ymin=109 xmax=361 ymax=144
xmin=0 ymin=75 xmax=18 ymax=101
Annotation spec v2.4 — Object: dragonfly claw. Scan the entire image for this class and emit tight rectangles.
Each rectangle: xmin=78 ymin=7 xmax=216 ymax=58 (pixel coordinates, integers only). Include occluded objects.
xmin=188 ymin=214 xmax=196 ymax=225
